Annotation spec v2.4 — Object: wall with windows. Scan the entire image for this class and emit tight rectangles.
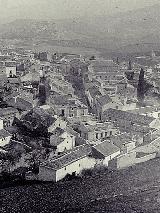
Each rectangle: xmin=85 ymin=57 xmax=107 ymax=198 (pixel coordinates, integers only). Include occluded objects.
xmin=6 ymin=66 xmax=16 ymax=78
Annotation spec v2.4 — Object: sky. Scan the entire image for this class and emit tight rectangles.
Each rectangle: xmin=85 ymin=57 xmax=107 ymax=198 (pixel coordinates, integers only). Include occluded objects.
xmin=0 ymin=0 xmax=160 ymax=21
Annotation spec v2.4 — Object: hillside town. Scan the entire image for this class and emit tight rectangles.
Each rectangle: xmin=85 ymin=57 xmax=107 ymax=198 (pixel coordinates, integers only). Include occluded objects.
xmin=1 ymin=46 xmax=160 ymax=183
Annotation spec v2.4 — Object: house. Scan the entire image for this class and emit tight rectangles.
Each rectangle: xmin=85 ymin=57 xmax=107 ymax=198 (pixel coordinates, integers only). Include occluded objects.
xmin=0 ymin=129 xmax=12 ymax=147
xmin=49 ymin=95 xmax=88 ymax=119
xmin=38 ymin=52 xmax=52 ymax=62
xmin=85 ymin=86 xmax=102 ymax=110
xmin=60 ymin=54 xmax=81 ymax=63
xmin=95 ymin=94 xmax=123 ymax=120
xmin=92 ymin=141 xmax=120 ymax=166
xmin=103 ymin=108 xmax=157 ymax=145
xmin=48 ymin=115 xmax=67 ymax=133
xmin=5 ymin=61 xmax=17 ymax=77
xmin=50 ymin=127 xmax=76 ymax=153
xmin=0 ymin=107 xmax=19 ymax=127
xmin=108 ymin=151 xmax=157 ymax=170
xmin=103 ymin=108 xmax=159 ymax=129
xmin=6 ymin=97 xmax=34 ymax=112
xmin=111 ymin=133 xmax=136 ymax=154
xmin=7 ymin=77 xmax=21 ymax=92
xmin=38 ymin=145 xmax=95 ymax=182
xmin=49 ymin=78 xmax=75 ymax=96
xmin=74 ymin=121 xmax=118 ymax=143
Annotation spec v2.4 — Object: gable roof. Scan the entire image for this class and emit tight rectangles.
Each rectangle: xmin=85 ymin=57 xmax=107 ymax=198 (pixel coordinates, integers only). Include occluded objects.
xmin=41 ymin=145 xmax=91 ymax=170
xmin=93 ymin=141 xmax=120 ymax=157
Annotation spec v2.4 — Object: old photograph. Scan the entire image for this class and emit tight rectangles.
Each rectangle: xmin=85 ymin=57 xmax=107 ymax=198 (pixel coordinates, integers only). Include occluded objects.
xmin=1 ymin=0 xmax=160 ymax=212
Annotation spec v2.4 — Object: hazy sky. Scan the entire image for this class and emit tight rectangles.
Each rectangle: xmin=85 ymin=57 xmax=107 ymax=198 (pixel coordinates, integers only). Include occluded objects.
xmin=0 ymin=0 xmax=160 ymax=20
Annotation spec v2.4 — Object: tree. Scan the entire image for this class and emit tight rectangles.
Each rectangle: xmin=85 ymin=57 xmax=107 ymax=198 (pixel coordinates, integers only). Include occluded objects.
xmin=137 ymin=68 xmax=145 ymax=104
xmin=38 ymin=84 xmax=46 ymax=105
xmin=128 ymin=60 xmax=132 ymax=70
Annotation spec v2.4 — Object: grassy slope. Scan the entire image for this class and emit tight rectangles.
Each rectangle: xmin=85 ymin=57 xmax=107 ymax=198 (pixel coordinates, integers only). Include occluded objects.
xmin=1 ymin=158 xmax=160 ymax=212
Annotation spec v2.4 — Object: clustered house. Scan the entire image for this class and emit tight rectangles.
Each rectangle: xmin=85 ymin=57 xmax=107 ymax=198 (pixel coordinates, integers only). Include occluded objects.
xmin=1 ymin=48 xmax=160 ymax=184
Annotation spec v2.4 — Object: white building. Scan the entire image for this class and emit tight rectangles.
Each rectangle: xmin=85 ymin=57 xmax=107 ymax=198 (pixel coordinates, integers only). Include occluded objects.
xmin=38 ymin=145 xmax=95 ymax=182
xmin=50 ymin=127 xmax=76 ymax=153
xmin=5 ymin=61 xmax=17 ymax=77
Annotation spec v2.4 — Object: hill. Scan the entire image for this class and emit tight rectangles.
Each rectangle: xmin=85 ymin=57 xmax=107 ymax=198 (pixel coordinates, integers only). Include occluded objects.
xmin=1 ymin=158 xmax=160 ymax=212
xmin=1 ymin=4 xmax=160 ymax=53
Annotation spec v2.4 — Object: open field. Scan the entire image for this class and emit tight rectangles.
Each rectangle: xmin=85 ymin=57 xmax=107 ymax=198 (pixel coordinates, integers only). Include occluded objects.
xmin=1 ymin=158 xmax=160 ymax=212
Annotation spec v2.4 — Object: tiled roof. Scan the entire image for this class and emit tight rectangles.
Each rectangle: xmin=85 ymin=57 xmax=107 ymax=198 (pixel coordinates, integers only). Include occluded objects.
xmin=111 ymin=133 xmax=134 ymax=148
xmin=50 ymin=136 xmax=65 ymax=146
xmin=5 ymin=126 xmax=19 ymax=134
xmin=8 ymin=77 xmax=20 ymax=84
xmin=88 ymin=86 xmax=101 ymax=98
xmin=90 ymin=60 xmax=116 ymax=67
xmin=41 ymin=145 xmax=91 ymax=170
xmin=7 ymin=97 xmax=33 ymax=111
xmin=5 ymin=61 xmax=16 ymax=67
xmin=50 ymin=95 xmax=68 ymax=105
xmin=0 ymin=129 xmax=11 ymax=139
xmin=104 ymin=108 xmax=155 ymax=126
xmin=96 ymin=94 xmax=112 ymax=106
xmin=0 ymin=107 xmax=18 ymax=117
xmin=93 ymin=141 xmax=120 ymax=157
xmin=51 ymin=127 xmax=65 ymax=137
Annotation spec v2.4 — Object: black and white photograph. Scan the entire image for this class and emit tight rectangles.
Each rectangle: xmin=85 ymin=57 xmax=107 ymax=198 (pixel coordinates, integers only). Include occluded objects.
xmin=1 ymin=0 xmax=160 ymax=212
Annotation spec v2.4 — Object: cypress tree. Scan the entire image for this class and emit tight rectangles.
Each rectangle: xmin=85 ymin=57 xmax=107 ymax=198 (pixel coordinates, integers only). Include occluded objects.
xmin=137 ymin=68 xmax=145 ymax=103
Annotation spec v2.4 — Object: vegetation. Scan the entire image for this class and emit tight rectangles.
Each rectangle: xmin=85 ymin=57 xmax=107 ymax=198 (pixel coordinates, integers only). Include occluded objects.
xmin=1 ymin=158 xmax=160 ymax=212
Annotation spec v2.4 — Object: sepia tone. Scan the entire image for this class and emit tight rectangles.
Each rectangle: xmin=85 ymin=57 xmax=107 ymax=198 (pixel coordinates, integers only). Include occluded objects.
xmin=1 ymin=0 xmax=160 ymax=212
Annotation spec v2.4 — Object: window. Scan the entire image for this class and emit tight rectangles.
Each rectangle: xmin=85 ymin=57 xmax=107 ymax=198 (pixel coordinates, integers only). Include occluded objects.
xmin=79 ymin=164 xmax=81 ymax=167
xmin=65 ymin=167 xmax=66 ymax=170
xmin=110 ymin=131 xmax=112 ymax=136
xmin=105 ymin=132 xmax=108 ymax=137
xmin=61 ymin=109 xmax=65 ymax=116
xmin=96 ymin=133 xmax=99 ymax=139
xmin=101 ymin=133 xmax=103 ymax=138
